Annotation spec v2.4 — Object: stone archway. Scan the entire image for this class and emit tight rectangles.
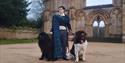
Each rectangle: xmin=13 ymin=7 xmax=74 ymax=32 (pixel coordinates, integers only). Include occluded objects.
xmin=86 ymin=9 xmax=110 ymax=38
xmin=69 ymin=7 xmax=86 ymax=33
xmin=109 ymin=7 xmax=122 ymax=36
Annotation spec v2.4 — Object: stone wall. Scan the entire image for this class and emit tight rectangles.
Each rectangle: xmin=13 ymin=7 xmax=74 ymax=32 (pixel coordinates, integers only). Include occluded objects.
xmin=0 ymin=28 xmax=38 ymax=39
xmin=122 ymin=0 xmax=125 ymax=42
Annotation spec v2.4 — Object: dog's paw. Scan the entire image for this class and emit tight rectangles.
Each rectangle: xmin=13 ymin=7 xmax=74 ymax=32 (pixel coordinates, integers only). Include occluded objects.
xmin=75 ymin=60 xmax=79 ymax=63
xmin=39 ymin=57 xmax=44 ymax=60
xmin=82 ymin=58 xmax=86 ymax=61
xmin=75 ymin=61 xmax=78 ymax=63
xmin=81 ymin=59 xmax=86 ymax=62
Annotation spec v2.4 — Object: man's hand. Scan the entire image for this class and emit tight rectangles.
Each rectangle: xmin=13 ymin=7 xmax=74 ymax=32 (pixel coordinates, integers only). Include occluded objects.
xmin=68 ymin=30 xmax=73 ymax=35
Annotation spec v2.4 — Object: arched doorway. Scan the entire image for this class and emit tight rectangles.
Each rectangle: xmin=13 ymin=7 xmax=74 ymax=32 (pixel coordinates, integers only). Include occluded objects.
xmin=92 ymin=16 xmax=105 ymax=38
xmin=86 ymin=9 xmax=110 ymax=41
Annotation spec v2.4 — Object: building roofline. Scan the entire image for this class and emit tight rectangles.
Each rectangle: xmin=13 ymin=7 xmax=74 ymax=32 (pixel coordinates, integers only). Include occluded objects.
xmin=84 ymin=4 xmax=113 ymax=10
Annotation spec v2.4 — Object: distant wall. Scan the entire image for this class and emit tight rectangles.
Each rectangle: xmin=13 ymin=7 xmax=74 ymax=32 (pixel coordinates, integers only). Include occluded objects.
xmin=0 ymin=28 xmax=38 ymax=39
xmin=122 ymin=0 xmax=125 ymax=43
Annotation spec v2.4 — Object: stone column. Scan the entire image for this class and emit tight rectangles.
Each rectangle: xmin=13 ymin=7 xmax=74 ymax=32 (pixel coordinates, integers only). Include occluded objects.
xmin=113 ymin=0 xmax=122 ymax=7
xmin=122 ymin=0 xmax=125 ymax=42
xmin=86 ymin=25 xmax=93 ymax=37
xmin=75 ymin=10 xmax=86 ymax=31
xmin=69 ymin=8 xmax=77 ymax=33
xmin=43 ymin=10 xmax=52 ymax=34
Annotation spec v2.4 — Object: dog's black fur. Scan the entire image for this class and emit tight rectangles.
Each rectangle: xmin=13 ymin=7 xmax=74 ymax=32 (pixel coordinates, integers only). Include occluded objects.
xmin=38 ymin=32 xmax=53 ymax=61
xmin=70 ymin=31 xmax=87 ymax=56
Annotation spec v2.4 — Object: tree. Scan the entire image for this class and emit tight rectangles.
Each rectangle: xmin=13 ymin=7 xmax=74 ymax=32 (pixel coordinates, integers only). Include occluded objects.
xmin=0 ymin=0 xmax=28 ymax=27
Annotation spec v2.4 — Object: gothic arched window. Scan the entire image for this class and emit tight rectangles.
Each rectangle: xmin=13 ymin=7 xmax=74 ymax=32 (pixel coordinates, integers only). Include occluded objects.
xmin=92 ymin=16 xmax=105 ymax=38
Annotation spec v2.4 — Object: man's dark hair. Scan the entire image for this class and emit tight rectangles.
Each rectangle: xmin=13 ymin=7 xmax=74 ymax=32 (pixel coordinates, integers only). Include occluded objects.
xmin=58 ymin=6 xmax=66 ymax=10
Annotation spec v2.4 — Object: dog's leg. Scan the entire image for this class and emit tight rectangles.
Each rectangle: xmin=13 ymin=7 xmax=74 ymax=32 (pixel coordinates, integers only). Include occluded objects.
xmin=39 ymin=50 xmax=45 ymax=60
xmin=75 ymin=51 xmax=79 ymax=62
xmin=74 ymin=45 xmax=79 ymax=62
xmin=82 ymin=51 xmax=85 ymax=61
xmin=82 ymin=46 xmax=87 ymax=61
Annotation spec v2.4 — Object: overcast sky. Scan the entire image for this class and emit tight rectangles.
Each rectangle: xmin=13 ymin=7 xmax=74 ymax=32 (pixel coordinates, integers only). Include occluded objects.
xmin=86 ymin=0 xmax=112 ymax=6
xmin=26 ymin=0 xmax=43 ymax=21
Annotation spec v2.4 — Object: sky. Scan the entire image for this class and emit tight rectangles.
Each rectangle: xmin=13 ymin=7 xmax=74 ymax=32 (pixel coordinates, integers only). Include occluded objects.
xmin=26 ymin=0 xmax=43 ymax=21
xmin=86 ymin=0 xmax=112 ymax=6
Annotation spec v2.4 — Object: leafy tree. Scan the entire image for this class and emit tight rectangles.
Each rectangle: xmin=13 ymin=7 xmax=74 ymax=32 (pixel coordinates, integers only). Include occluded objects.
xmin=0 ymin=0 xmax=28 ymax=27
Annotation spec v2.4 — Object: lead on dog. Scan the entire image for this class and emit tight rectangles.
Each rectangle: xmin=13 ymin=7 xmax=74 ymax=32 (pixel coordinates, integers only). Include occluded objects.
xmin=70 ymin=31 xmax=88 ymax=62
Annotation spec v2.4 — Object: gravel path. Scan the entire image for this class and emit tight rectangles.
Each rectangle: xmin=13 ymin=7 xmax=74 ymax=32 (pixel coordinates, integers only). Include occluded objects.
xmin=0 ymin=42 xmax=125 ymax=63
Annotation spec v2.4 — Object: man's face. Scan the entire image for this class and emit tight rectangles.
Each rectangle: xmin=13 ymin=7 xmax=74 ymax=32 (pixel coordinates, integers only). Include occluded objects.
xmin=58 ymin=8 xmax=64 ymax=14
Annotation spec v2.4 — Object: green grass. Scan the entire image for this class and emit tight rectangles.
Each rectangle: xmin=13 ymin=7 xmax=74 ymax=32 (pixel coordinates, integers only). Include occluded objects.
xmin=0 ymin=39 xmax=38 ymax=45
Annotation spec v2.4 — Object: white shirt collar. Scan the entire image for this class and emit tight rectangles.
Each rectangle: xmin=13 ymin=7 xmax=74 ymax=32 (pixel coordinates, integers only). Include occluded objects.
xmin=59 ymin=13 xmax=65 ymax=16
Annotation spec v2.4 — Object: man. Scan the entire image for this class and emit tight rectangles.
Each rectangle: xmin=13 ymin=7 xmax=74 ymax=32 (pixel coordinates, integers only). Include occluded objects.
xmin=51 ymin=6 xmax=72 ymax=60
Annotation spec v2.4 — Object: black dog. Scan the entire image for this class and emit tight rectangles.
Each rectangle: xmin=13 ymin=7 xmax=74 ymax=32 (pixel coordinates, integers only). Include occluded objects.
xmin=38 ymin=32 xmax=53 ymax=61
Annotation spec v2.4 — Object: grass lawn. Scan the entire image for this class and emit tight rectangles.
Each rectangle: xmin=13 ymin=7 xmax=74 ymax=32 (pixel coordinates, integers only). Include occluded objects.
xmin=0 ymin=39 xmax=38 ymax=45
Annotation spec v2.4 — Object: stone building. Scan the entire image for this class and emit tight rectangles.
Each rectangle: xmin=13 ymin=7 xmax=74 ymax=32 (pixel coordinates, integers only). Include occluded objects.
xmin=42 ymin=0 xmax=125 ymax=42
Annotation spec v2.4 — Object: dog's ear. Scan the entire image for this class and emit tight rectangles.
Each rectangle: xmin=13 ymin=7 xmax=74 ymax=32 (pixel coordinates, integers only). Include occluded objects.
xmin=74 ymin=31 xmax=81 ymax=43
xmin=81 ymin=31 xmax=87 ymax=36
xmin=84 ymin=32 xmax=87 ymax=36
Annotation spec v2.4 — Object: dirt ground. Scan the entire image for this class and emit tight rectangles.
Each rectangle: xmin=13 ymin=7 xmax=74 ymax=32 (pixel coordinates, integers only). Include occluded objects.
xmin=0 ymin=42 xmax=125 ymax=63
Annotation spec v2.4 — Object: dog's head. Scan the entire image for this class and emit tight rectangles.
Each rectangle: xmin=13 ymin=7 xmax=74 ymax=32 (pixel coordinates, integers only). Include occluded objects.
xmin=39 ymin=32 xmax=49 ymax=40
xmin=38 ymin=32 xmax=51 ymax=43
xmin=74 ymin=31 xmax=87 ymax=44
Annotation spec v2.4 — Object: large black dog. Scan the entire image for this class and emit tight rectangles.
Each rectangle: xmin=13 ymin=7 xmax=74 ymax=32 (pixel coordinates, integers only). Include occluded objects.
xmin=38 ymin=32 xmax=53 ymax=61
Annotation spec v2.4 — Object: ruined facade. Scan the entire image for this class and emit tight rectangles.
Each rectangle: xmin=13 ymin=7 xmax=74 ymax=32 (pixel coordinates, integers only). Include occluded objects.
xmin=42 ymin=0 xmax=125 ymax=42
xmin=122 ymin=0 xmax=125 ymax=42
